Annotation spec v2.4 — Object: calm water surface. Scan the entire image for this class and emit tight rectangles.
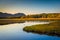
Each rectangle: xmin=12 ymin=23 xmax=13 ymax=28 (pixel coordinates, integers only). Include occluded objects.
xmin=0 ymin=21 xmax=60 ymax=40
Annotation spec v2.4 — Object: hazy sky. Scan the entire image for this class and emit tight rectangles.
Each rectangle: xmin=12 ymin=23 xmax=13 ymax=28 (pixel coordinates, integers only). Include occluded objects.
xmin=0 ymin=0 xmax=60 ymax=15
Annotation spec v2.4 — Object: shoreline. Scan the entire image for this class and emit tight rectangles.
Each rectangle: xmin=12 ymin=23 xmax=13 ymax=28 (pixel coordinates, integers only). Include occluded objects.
xmin=0 ymin=18 xmax=60 ymax=25
xmin=23 ymin=21 xmax=60 ymax=37
xmin=0 ymin=18 xmax=60 ymax=21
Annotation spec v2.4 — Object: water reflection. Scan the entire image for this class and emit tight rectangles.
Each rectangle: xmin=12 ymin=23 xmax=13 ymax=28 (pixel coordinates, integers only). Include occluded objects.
xmin=24 ymin=30 xmax=60 ymax=37
xmin=0 ymin=21 xmax=60 ymax=40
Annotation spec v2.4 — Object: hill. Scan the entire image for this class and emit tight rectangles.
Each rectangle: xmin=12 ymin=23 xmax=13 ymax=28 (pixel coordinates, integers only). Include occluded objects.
xmin=0 ymin=12 xmax=26 ymax=19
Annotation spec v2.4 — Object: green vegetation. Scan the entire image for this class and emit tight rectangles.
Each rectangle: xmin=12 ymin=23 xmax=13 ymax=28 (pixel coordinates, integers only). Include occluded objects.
xmin=23 ymin=21 xmax=60 ymax=36
xmin=0 ymin=12 xmax=60 ymax=36
xmin=23 ymin=13 xmax=60 ymax=18
xmin=0 ymin=12 xmax=60 ymax=26
xmin=0 ymin=12 xmax=60 ymax=19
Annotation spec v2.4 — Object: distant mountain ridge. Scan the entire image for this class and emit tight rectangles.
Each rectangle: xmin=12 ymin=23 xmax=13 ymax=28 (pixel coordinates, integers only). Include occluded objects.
xmin=0 ymin=12 xmax=26 ymax=17
xmin=0 ymin=12 xmax=60 ymax=18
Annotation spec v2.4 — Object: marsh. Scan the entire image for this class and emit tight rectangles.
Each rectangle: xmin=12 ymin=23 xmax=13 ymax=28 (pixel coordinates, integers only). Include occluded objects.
xmin=0 ymin=21 xmax=60 ymax=40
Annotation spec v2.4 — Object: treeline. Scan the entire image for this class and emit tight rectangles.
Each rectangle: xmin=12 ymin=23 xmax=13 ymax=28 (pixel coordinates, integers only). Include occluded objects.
xmin=0 ymin=12 xmax=60 ymax=19
xmin=23 ymin=13 xmax=60 ymax=18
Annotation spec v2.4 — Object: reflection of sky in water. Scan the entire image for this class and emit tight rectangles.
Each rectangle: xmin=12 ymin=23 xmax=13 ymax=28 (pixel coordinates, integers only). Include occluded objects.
xmin=0 ymin=22 xmax=60 ymax=40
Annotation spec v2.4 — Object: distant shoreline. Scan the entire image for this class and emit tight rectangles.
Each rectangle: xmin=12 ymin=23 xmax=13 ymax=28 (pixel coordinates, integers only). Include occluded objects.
xmin=0 ymin=18 xmax=60 ymax=21
xmin=0 ymin=18 xmax=60 ymax=25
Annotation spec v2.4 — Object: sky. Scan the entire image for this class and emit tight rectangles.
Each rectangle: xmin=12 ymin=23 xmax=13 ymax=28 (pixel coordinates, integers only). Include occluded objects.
xmin=0 ymin=0 xmax=60 ymax=15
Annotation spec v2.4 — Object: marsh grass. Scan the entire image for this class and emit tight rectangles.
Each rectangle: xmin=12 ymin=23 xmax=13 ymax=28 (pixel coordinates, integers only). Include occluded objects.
xmin=0 ymin=20 xmax=25 ymax=25
xmin=23 ymin=21 xmax=60 ymax=36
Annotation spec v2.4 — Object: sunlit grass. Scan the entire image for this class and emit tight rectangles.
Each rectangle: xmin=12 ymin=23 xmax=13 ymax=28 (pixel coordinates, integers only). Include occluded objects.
xmin=23 ymin=21 xmax=60 ymax=36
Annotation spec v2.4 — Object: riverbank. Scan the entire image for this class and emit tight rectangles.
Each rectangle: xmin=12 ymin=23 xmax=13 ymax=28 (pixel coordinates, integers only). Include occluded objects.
xmin=0 ymin=18 xmax=60 ymax=25
xmin=0 ymin=20 xmax=25 ymax=25
xmin=23 ymin=21 xmax=60 ymax=37
xmin=0 ymin=18 xmax=60 ymax=21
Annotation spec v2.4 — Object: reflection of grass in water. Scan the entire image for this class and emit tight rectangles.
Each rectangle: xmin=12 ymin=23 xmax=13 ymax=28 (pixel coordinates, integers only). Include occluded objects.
xmin=23 ymin=21 xmax=60 ymax=37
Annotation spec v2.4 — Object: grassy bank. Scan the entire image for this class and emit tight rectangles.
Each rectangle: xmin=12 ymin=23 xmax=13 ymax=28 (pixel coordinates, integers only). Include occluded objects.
xmin=0 ymin=18 xmax=60 ymax=21
xmin=0 ymin=20 xmax=25 ymax=25
xmin=0 ymin=18 xmax=60 ymax=25
xmin=23 ymin=21 xmax=60 ymax=37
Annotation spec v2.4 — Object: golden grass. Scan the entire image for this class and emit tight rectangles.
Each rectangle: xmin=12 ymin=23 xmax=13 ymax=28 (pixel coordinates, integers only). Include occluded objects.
xmin=23 ymin=21 xmax=60 ymax=36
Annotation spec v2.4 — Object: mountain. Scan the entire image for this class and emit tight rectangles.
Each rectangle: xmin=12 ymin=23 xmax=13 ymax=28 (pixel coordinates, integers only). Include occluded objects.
xmin=0 ymin=12 xmax=26 ymax=18
xmin=0 ymin=12 xmax=13 ymax=17
xmin=13 ymin=13 xmax=26 ymax=17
